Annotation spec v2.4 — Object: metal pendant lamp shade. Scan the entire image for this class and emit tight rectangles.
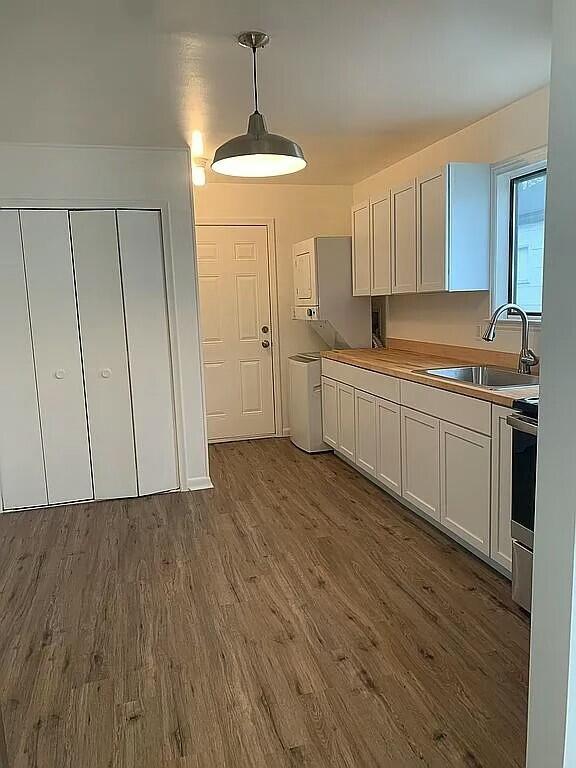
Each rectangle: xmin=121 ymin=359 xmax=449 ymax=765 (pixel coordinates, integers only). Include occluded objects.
xmin=211 ymin=32 xmax=307 ymax=178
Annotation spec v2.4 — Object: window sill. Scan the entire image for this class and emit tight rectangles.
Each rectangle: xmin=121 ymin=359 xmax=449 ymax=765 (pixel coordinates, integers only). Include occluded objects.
xmin=480 ymin=315 xmax=541 ymax=335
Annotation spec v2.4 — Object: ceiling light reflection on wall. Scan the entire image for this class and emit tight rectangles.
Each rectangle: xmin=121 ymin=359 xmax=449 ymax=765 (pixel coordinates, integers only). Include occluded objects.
xmin=212 ymin=32 xmax=306 ymax=178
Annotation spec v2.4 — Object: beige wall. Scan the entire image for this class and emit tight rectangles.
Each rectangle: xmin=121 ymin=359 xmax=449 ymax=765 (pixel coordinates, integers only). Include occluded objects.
xmin=193 ymin=183 xmax=352 ymax=431
xmin=354 ymin=87 xmax=550 ymax=355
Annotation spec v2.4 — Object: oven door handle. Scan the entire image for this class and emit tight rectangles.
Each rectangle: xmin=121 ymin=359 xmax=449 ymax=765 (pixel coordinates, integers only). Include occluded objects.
xmin=507 ymin=414 xmax=538 ymax=436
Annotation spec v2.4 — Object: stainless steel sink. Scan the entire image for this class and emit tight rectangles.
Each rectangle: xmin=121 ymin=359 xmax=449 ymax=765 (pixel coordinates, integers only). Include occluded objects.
xmin=416 ymin=366 xmax=539 ymax=390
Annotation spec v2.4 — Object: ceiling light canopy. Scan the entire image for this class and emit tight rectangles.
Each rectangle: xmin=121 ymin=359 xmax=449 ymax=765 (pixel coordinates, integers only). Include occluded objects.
xmin=212 ymin=31 xmax=307 ymax=179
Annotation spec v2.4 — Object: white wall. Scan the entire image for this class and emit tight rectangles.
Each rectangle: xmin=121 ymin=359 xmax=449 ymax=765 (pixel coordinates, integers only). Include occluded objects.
xmin=354 ymin=88 xmax=550 ymax=355
xmin=193 ymin=183 xmax=352 ymax=430
xmin=527 ymin=0 xmax=576 ymax=763
xmin=0 ymin=143 xmax=208 ymax=489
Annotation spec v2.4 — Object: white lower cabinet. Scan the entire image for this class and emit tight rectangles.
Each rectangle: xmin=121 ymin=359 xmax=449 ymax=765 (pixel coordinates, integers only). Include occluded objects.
xmin=354 ymin=390 xmax=377 ymax=476
xmin=376 ymin=397 xmax=401 ymax=494
xmin=337 ymin=383 xmax=356 ymax=461
xmin=321 ymin=377 xmax=338 ymax=449
xmin=491 ymin=406 xmax=514 ymax=571
xmin=439 ymin=421 xmax=491 ymax=554
xmin=401 ymin=407 xmax=440 ymax=520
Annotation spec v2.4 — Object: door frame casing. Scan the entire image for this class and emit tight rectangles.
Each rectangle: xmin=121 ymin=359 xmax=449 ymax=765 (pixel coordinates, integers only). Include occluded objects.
xmin=0 ymin=197 xmax=193 ymax=497
xmin=195 ymin=218 xmax=283 ymax=440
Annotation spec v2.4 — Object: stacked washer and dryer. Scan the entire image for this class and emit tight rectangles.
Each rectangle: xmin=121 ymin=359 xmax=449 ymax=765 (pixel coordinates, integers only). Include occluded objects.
xmin=288 ymin=236 xmax=371 ymax=453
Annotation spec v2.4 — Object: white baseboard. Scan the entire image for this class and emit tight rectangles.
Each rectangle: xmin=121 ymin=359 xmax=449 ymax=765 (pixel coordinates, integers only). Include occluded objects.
xmin=187 ymin=476 xmax=213 ymax=491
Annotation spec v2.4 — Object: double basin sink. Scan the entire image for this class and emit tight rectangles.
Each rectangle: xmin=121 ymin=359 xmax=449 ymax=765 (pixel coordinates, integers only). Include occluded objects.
xmin=415 ymin=365 xmax=538 ymax=390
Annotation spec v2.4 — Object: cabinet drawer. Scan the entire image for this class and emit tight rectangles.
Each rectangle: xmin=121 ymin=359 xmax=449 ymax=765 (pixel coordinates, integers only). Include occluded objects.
xmin=321 ymin=359 xmax=400 ymax=402
xmin=400 ymin=379 xmax=491 ymax=435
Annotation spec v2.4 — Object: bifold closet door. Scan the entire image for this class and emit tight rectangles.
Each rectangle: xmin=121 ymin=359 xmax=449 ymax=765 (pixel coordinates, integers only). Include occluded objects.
xmin=70 ymin=211 xmax=138 ymax=500
xmin=117 ymin=210 xmax=178 ymax=495
xmin=20 ymin=210 xmax=93 ymax=505
xmin=0 ymin=211 xmax=47 ymax=510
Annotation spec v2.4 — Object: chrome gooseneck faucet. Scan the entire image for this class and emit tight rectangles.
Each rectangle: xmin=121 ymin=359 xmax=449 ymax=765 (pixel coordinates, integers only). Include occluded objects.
xmin=482 ymin=303 xmax=539 ymax=374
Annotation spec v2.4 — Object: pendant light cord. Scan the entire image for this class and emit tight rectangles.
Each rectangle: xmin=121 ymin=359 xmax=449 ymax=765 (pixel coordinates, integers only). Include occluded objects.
xmin=252 ymin=46 xmax=259 ymax=113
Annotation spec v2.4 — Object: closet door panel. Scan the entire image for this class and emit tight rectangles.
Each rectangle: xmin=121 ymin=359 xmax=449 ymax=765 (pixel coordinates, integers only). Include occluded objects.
xmin=0 ymin=211 xmax=47 ymax=510
xmin=70 ymin=211 xmax=138 ymax=500
xmin=20 ymin=210 xmax=93 ymax=505
xmin=117 ymin=210 xmax=178 ymax=495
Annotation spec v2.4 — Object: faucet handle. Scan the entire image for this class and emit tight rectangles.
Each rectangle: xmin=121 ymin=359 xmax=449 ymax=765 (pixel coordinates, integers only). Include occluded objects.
xmin=519 ymin=348 xmax=539 ymax=374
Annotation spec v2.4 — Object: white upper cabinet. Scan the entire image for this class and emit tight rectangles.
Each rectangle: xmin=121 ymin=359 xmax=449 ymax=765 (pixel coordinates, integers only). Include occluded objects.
xmin=293 ymin=238 xmax=317 ymax=306
xmin=371 ymin=193 xmax=392 ymax=295
xmin=351 ymin=202 xmax=371 ymax=296
xmin=416 ymin=163 xmax=490 ymax=293
xmin=391 ymin=180 xmax=417 ymax=294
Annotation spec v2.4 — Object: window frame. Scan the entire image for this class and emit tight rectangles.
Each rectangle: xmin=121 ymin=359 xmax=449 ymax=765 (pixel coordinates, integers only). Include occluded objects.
xmin=507 ymin=167 xmax=547 ymax=317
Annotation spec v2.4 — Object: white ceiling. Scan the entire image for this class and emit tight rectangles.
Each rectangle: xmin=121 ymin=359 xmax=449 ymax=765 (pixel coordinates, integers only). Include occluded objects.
xmin=0 ymin=0 xmax=552 ymax=184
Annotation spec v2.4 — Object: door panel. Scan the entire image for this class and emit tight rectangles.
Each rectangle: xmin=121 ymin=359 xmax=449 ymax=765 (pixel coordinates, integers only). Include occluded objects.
xmin=70 ymin=210 xmax=138 ymax=500
xmin=371 ymin=195 xmax=391 ymax=295
xmin=392 ymin=182 xmax=417 ymax=294
xmin=197 ymin=225 xmax=275 ymax=441
xmin=417 ymin=169 xmax=447 ymax=292
xmin=0 ymin=211 xmax=47 ymax=510
xmin=337 ymin=383 xmax=355 ymax=461
xmin=401 ymin=407 xmax=439 ymax=519
xmin=355 ymin=390 xmax=377 ymax=476
xmin=440 ymin=421 xmax=491 ymax=554
xmin=376 ymin=398 xmax=401 ymax=494
xmin=321 ymin=377 xmax=338 ymax=449
xmin=117 ymin=210 xmax=178 ymax=496
xmin=20 ymin=210 xmax=93 ymax=505
xmin=352 ymin=203 xmax=371 ymax=296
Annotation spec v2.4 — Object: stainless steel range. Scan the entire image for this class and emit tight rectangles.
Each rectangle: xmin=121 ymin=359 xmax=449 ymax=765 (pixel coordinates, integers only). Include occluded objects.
xmin=507 ymin=397 xmax=538 ymax=612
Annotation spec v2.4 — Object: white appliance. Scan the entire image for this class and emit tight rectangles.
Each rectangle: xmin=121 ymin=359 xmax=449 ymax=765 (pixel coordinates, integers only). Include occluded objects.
xmin=288 ymin=354 xmax=329 ymax=453
xmin=292 ymin=237 xmax=371 ymax=348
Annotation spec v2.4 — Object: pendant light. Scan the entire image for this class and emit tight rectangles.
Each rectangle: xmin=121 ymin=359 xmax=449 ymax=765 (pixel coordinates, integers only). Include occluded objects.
xmin=212 ymin=31 xmax=307 ymax=178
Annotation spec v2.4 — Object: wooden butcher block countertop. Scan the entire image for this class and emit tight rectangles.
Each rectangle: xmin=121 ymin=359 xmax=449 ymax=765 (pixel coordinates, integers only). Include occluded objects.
xmin=321 ymin=345 xmax=539 ymax=408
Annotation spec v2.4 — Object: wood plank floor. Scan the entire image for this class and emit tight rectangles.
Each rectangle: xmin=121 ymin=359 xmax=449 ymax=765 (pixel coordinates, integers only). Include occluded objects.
xmin=0 ymin=439 xmax=530 ymax=767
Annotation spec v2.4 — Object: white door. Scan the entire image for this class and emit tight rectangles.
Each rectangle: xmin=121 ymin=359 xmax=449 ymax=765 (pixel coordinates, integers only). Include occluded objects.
xmin=0 ymin=211 xmax=47 ymax=510
xmin=321 ymin=377 xmax=338 ymax=449
xmin=376 ymin=397 xmax=402 ymax=495
xmin=355 ymin=390 xmax=377 ymax=476
xmin=417 ymin=168 xmax=447 ymax=293
xmin=70 ymin=210 xmax=138 ymax=500
xmin=440 ymin=421 xmax=491 ymax=554
xmin=117 ymin=210 xmax=179 ymax=496
xmin=491 ymin=406 xmax=514 ymax=570
xmin=401 ymin=406 xmax=439 ymax=519
xmin=352 ymin=202 xmax=371 ymax=296
xmin=392 ymin=181 xmax=417 ymax=294
xmin=371 ymin=194 xmax=392 ymax=295
xmin=196 ymin=225 xmax=275 ymax=441
xmin=20 ymin=210 xmax=93 ymax=505
xmin=337 ymin=383 xmax=355 ymax=461
xmin=293 ymin=238 xmax=317 ymax=306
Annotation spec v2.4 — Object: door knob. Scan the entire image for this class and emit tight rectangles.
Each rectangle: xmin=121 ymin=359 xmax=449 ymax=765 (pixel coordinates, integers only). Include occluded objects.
xmin=100 ymin=368 xmax=112 ymax=379
xmin=54 ymin=369 xmax=66 ymax=380
xmin=261 ymin=340 xmax=270 ymax=348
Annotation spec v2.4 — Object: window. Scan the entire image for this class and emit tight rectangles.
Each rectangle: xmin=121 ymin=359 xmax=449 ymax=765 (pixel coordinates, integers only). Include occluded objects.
xmin=508 ymin=169 xmax=547 ymax=315
xmin=492 ymin=150 xmax=547 ymax=319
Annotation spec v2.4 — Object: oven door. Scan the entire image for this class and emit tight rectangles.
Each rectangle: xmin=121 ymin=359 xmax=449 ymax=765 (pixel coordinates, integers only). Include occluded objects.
xmin=507 ymin=414 xmax=538 ymax=549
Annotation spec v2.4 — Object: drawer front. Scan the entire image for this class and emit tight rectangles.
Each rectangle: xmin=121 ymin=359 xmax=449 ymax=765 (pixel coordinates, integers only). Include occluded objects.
xmin=321 ymin=359 xmax=400 ymax=402
xmin=400 ymin=379 xmax=491 ymax=435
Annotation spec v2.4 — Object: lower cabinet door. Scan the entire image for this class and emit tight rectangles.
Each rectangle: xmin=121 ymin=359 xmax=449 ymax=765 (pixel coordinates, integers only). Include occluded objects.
xmin=321 ymin=377 xmax=338 ymax=449
xmin=440 ymin=421 xmax=491 ymax=554
xmin=376 ymin=397 xmax=401 ymax=494
xmin=354 ymin=389 xmax=377 ymax=476
xmin=337 ymin=383 xmax=356 ymax=461
xmin=401 ymin=407 xmax=440 ymax=519
xmin=490 ymin=406 xmax=514 ymax=570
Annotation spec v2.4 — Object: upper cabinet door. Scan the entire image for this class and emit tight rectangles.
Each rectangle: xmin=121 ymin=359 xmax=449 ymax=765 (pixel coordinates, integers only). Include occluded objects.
xmin=70 ymin=210 xmax=138 ymax=501
xmin=20 ymin=210 xmax=93 ymax=505
xmin=371 ymin=194 xmax=392 ymax=296
xmin=0 ymin=211 xmax=48 ymax=510
xmin=417 ymin=168 xmax=447 ymax=292
xmin=293 ymin=238 xmax=317 ymax=306
xmin=391 ymin=181 xmax=417 ymax=294
xmin=117 ymin=210 xmax=179 ymax=496
xmin=352 ymin=202 xmax=371 ymax=296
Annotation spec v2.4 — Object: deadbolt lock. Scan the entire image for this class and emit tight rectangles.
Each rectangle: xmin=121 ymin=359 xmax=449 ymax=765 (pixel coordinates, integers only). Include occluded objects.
xmin=261 ymin=325 xmax=269 ymax=333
